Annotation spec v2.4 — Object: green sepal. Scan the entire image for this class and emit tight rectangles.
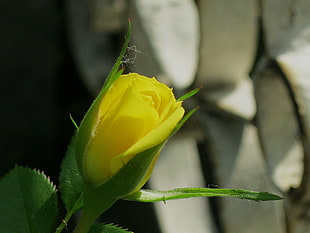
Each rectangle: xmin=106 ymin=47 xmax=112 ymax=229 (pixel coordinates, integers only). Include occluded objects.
xmin=74 ymin=142 xmax=161 ymax=233
xmin=177 ymin=86 xmax=201 ymax=101
xmin=76 ymin=139 xmax=164 ymax=233
xmin=94 ymin=143 xmax=163 ymax=198
xmin=101 ymin=19 xmax=131 ymax=94
xmin=74 ymin=21 xmax=131 ymax=184
xmin=70 ymin=114 xmax=79 ymax=130
xmin=123 ymin=188 xmax=283 ymax=202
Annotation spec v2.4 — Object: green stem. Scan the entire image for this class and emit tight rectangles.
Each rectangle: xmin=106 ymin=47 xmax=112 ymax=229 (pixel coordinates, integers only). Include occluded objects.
xmin=73 ymin=199 xmax=116 ymax=233
xmin=54 ymin=195 xmax=83 ymax=233
xmin=73 ymin=185 xmax=117 ymax=233
xmin=54 ymin=209 xmax=74 ymax=233
xmin=73 ymin=211 xmax=97 ymax=233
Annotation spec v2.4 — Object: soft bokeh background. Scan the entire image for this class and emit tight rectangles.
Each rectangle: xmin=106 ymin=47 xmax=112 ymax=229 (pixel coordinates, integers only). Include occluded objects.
xmin=1 ymin=1 xmax=309 ymax=233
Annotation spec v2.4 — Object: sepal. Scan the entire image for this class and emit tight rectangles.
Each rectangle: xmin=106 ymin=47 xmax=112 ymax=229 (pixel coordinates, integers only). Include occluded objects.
xmin=94 ymin=142 xmax=163 ymax=198
xmin=123 ymin=188 xmax=283 ymax=202
xmin=74 ymin=21 xmax=131 ymax=183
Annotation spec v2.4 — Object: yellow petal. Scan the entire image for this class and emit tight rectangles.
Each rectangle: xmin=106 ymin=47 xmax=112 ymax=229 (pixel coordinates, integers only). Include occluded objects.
xmin=84 ymin=82 xmax=161 ymax=184
xmin=123 ymin=105 xmax=184 ymax=156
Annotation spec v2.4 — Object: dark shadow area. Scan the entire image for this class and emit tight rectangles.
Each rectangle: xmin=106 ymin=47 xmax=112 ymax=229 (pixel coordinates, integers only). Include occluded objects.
xmin=0 ymin=1 xmax=161 ymax=232
xmin=0 ymin=0 xmax=92 ymax=183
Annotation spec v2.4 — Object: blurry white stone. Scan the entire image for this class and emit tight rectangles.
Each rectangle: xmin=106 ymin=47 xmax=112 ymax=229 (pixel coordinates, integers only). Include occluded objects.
xmin=149 ymin=136 xmax=217 ymax=233
xmin=202 ymin=78 xmax=256 ymax=120
xmin=260 ymin=1 xmax=310 ymax=231
xmin=261 ymin=0 xmax=310 ymax=57
xmin=272 ymin=142 xmax=304 ymax=191
xmin=261 ymin=0 xmax=310 ymax=205
xmin=200 ymin=113 xmax=284 ymax=233
xmin=262 ymin=0 xmax=310 ymax=137
xmin=255 ymin=70 xmax=304 ymax=192
xmin=196 ymin=0 xmax=258 ymax=87
xmin=222 ymin=125 xmax=284 ymax=233
xmin=131 ymin=0 xmax=199 ymax=88
xmin=278 ymin=53 xmax=310 ymax=138
xmin=194 ymin=0 xmax=258 ymax=119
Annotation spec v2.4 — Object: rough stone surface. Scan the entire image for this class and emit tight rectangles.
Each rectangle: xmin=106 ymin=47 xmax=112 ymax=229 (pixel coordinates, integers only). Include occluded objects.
xmin=198 ymin=112 xmax=285 ymax=233
xmin=196 ymin=0 xmax=257 ymax=87
xmin=255 ymin=67 xmax=304 ymax=192
xmin=130 ymin=0 xmax=199 ymax=88
xmin=195 ymin=0 xmax=258 ymax=119
xmin=261 ymin=1 xmax=310 ymax=231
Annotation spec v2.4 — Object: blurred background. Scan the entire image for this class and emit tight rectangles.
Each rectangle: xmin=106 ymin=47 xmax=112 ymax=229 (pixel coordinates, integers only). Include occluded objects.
xmin=1 ymin=0 xmax=309 ymax=233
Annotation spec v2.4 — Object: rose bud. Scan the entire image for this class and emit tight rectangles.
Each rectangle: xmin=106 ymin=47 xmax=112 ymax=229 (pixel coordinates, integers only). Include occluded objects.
xmin=75 ymin=73 xmax=184 ymax=196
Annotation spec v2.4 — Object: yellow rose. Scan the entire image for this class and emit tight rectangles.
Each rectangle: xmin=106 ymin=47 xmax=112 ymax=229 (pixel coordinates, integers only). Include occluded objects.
xmin=83 ymin=73 xmax=184 ymax=186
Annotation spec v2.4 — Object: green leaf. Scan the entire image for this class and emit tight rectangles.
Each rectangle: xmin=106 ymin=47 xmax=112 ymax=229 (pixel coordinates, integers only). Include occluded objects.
xmin=89 ymin=224 xmax=133 ymax=233
xmin=59 ymin=137 xmax=83 ymax=214
xmin=177 ymin=87 xmax=201 ymax=101
xmin=0 ymin=166 xmax=58 ymax=233
xmin=123 ymin=188 xmax=283 ymax=202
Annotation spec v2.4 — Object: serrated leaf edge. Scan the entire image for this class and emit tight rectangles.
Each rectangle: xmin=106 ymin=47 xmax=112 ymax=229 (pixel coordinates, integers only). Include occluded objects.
xmin=98 ymin=223 xmax=133 ymax=233
xmin=1 ymin=165 xmax=57 ymax=192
